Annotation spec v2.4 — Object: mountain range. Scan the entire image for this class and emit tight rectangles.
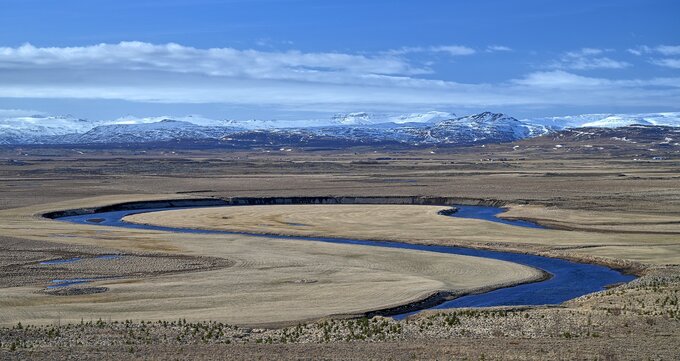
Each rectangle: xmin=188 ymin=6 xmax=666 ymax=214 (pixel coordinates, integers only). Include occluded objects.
xmin=1 ymin=111 xmax=679 ymax=147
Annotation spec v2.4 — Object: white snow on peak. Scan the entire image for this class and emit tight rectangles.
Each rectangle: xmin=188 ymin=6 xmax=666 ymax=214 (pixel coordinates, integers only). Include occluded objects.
xmin=218 ymin=118 xmax=281 ymax=129
xmin=522 ymin=112 xmax=680 ymax=130
xmin=110 ymin=115 xmax=222 ymax=126
xmin=390 ymin=111 xmax=456 ymax=124
xmin=331 ymin=112 xmax=379 ymax=125
xmin=0 ymin=115 xmax=95 ymax=135
xmin=2 ymin=110 xmax=680 ymax=145
xmin=581 ymin=116 xmax=653 ymax=128
xmin=331 ymin=111 xmax=455 ymax=125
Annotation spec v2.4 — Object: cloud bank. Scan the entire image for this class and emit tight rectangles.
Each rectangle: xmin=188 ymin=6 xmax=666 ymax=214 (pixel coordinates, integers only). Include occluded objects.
xmin=548 ymin=48 xmax=630 ymax=70
xmin=386 ymin=45 xmax=476 ymax=56
xmin=627 ymin=44 xmax=680 ymax=69
xmin=0 ymin=42 xmax=678 ymax=113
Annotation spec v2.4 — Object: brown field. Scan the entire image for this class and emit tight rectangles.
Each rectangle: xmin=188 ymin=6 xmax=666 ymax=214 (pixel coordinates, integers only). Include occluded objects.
xmin=0 ymin=144 xmax=679 ymax=360
xmin=126 ymin=203 xmax=680 ymax=265
xmin=0 ymin=195 xmax=544 ymax=327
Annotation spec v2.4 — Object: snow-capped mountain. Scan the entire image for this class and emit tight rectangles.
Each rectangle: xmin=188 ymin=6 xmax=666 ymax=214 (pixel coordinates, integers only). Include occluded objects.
xmin=522 ymin=112 xmax=680 ymax=130
xmin=412 ymin=112 xmax=546 ymax=143
xmin=218 ymin=119 xmax=282 ymax=129
xmin=331 ymin=112 xmax=377 ymax=126
xmin=0 ymin=115 xmax=97 ymax=144
xmin=330 ymin=111 xmax=456 ymax=126
xmin=392 ymin=111 xmax=457 ymax=124
xmin=73 ymin=119 xmax=241 ymax=143
xmin=1 ymin=110 xmax=679 ymax=146
xmin=225 ymin=112 xmax=538 ymax=147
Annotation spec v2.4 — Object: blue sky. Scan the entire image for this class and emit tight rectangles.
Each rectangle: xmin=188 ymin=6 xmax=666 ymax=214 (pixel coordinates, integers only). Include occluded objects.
xmin=0 ymin=0 xmax=679 ymax=121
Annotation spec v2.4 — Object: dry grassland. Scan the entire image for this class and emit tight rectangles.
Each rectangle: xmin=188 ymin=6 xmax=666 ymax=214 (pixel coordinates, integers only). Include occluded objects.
xmin=0 ymin=146 xmax=679 ymax=359
xmin=0 ymin=196 xmax=541 ymax=327
xmin=126 ymin=203 xmax=680 ymax=265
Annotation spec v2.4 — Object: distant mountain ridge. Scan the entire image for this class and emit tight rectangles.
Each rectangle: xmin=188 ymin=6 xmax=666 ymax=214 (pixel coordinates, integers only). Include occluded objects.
xmin=221 ymin=112 xmax=542 ymax=147
xmin=1 ymin=111 xmax=679 ymax=146
xmin=71 ymin=120 xmax=241 ymax=144
xmin=522 ymin=112 xmax=680 ymax=130
xmin=330 ymin=111 xmax=456 ymax=125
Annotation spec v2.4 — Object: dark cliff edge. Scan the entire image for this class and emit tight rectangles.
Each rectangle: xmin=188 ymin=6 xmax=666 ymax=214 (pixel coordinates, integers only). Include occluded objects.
xmin=42 ymin=196 xmax=509 ymax=219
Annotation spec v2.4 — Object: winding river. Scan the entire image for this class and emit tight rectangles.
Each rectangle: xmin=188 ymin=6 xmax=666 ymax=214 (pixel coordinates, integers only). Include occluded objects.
xmin=54 ymin=204 xmax=635 ymax=318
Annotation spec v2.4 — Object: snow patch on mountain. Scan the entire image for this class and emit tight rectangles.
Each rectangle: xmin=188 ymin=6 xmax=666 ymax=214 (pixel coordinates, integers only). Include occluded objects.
xmin=74 ymin=119 xmax=240 ymax=143
xmin=392 ymin=111 xmax=457 ymax=124
xmin=0 ymin=115 xmax=94 ymax=134
xmin=403 ymin=112 xmax=542 ymax=144
xmin=523 ymin=112 xmax=680 ymax=130
xmin=0 ymin=115 xmax=98 ymax=144
xmin=331 ymin=112 xmax=376 ymax=125
xmin=2 ymin=110 xmax=680 ymax=146
xmin=331 ymin=111 xmax=456 ymax=126
xmin=110 ymin=115 xmax=225 ymax=127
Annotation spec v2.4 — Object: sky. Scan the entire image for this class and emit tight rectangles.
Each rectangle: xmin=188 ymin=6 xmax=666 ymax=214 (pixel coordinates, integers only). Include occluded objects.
xmin=0 ymin=0 xmax=679 ymax=122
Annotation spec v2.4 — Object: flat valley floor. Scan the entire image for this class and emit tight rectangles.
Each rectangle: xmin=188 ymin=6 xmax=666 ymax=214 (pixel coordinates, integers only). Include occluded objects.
xmin=0 ymin=143 xmax=679 ymax=360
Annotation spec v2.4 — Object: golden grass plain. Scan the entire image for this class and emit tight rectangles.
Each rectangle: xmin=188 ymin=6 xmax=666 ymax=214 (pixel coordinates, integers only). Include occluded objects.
xmin=1 ymin=147 xmax=678 ymax=327
xmin=0 ymin=196 xmax=542 ymax=327
xmin=1 ymin=146 xmax=679 ymax=359
xmin=126 ymin=203 xmax=680 ymax=265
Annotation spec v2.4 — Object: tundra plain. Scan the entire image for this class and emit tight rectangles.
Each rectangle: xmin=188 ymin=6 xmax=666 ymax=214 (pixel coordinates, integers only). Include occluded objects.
xmin=0 ymin=143 xmax=679 ymax=360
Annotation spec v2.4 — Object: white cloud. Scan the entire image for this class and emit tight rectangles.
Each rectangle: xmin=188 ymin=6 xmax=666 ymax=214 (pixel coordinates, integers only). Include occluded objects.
xmin=628 ymin=44 xmax=680 ymax=56
xmin=0 ymin=42 xmax=427 ymax=79
xmin=429 ymin=45 xmax=476 ymax=56
xmin=0 ymin=42 xmax=678 ymax=112
xmin=514 ymin=70 xmax=680 ymax=89
xmin=627 ymin=48 xmax=643 ymax=56
xmin=514 ymin=71 xmax=606 ymax=87
xmin=549 ymin=48 xmax=630 ymax=70
xmin=392 ymin=44 xmax=511 ymax=56
xmin=486 ymin=45 xmax=512 ymax=52
xmin=573 ymin=48 xmax=606 ymax=56
xmin=626 ymin=45 xmax=680 ymax=69
xmin=387 ymin=45 xmax=475 ymax=56
xmin=650 ymin=58 xmax=680 ymax=69
xmin=628 ymin=45 xmax=651 ymax=56
xmin=656 ymin=45 xmax=680 ymax=56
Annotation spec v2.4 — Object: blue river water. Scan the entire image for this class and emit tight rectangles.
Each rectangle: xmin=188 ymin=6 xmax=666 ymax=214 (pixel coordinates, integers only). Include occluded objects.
xmin=55 ymin=204 xmax=635 ymax=317
xmin=448 ymin=205 xmax=546 ymax=229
